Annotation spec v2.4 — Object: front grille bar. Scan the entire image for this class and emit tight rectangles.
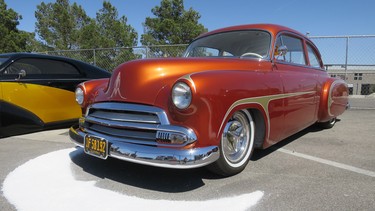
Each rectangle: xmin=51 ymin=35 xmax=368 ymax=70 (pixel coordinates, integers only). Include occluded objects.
xmin=82 ymin=102 xmax=197 ymax=147
xmin=86 ymin=102 xmax=170 ymax=125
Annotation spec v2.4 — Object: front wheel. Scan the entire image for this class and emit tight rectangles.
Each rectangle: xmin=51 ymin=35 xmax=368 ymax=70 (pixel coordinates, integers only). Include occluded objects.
xmin=207 ymin=110 xmax=255 ymax=176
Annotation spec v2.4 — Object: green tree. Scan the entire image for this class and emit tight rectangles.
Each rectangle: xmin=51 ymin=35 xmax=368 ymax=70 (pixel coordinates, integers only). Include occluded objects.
xmin=141 ymin=0 xmax=206 ymax=49
xmin=80 ymin=1 xmax=137 ymax=49
xmin=35 ymin=0 xmax=91 ymax=50
xmin=26 ymin=37 xmax=55 ymax=52
xmin=96 ymin=1 xmax=137 ymax=48
xmin=34 ymin=0 xmax=138 ymax=70
xmin=80 ymin=1 xmax=138 ymax=70
xmin=0 ymin=0 xmax=34 ymax=53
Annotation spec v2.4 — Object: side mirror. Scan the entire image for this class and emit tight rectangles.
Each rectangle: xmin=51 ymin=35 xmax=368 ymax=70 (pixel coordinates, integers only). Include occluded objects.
xmin=16 ymin=69 xmax=26 ymax=81
xmin=277 ymin=45 xmax=288 ymax=56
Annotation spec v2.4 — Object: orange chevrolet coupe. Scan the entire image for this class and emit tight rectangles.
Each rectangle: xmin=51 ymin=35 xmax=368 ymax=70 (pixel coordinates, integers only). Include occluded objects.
xmin=69 ymin=24 xmax=349 ymax=176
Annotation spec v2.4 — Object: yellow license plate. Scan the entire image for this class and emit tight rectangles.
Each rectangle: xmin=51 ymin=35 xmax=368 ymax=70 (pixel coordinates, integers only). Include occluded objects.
xmin=84 ymin=135 xmax=108 ymax=159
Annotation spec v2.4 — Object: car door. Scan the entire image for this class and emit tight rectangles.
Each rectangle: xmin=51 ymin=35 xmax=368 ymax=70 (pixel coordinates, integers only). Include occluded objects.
xmin=274 ymin=34 xmax=320 ymax=139
xmin=0 ymin=57 xmax=84 ymax=127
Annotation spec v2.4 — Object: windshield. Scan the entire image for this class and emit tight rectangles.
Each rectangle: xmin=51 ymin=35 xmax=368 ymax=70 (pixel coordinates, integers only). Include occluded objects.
xmin=184 ymin=30 xmax=271 ymax=59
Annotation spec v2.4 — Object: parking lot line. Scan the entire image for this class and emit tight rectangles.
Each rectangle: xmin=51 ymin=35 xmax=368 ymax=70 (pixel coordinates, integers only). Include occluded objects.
xmin=277 ymin=148 xmax=375 ymax=178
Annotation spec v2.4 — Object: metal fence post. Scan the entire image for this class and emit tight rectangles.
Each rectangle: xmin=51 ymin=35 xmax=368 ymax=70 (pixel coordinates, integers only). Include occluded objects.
xmin=345 ymin=36 xmax=349 ymax=80
xmin=93 ymin=49 xmax=96 ymax=66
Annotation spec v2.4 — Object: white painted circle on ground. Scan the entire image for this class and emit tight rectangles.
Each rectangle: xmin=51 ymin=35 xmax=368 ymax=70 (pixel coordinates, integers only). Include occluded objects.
xmin=3 ymin=148 xmax=263 ymax=211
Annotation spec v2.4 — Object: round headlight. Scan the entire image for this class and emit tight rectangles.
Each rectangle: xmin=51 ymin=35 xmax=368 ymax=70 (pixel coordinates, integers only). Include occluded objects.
xmin=75 ymin=87 xmax=84 ymax=105
xmin=172 ymin=82 xmax=192 ymax=109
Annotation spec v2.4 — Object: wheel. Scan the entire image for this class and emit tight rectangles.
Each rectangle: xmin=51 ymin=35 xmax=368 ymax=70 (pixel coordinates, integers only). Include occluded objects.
xmin=208 ymin=110 xmax=255 ymax=176
xmin=318 ymin=117 xmax=336 ymax=129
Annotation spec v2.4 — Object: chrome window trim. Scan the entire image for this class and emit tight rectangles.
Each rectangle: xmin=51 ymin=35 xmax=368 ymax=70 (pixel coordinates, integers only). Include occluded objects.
xmin=184 ymin=29 xmax=273 ymax=60
xmin=272 ymin=31 xmax=325 ymax=71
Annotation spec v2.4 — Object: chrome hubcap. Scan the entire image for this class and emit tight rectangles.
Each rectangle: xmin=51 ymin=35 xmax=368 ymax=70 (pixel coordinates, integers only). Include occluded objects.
xmin=222 ymin=111 xmax=250 ymax=164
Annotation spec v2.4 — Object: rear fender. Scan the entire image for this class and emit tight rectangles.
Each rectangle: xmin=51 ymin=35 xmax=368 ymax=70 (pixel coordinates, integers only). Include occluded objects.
xmin=318 ymin=78 xmax=349 ymax=122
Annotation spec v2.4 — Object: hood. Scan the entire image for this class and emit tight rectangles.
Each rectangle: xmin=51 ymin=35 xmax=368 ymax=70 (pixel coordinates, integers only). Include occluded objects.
xmin=97 ymin=58 xmax=269 ymax=105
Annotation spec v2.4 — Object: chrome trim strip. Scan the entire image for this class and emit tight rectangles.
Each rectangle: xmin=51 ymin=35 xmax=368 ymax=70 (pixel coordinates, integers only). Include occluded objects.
xmin=84 ymin=116 xmax=197 ymax=145
xmin=90 ymin=110 xmax=160 ymax=124
xmin=219 ymin=91 xmax=317 ymax=139
xmin=89 ymin=125 xmax=156 ymax=141
xmin=85 ymin=115 xmax=159 ymax=130
xmin=85 ymin=128 xmax=183 ymax=147
xmin=87 ymin=102 xmax=170 ymax=125
xmin=70 ymin=126 xmax=219 ymax=169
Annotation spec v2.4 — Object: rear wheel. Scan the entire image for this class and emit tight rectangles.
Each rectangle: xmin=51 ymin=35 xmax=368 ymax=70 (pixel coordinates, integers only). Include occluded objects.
xmin=318 ymin=117 xmax=337 ymax=129
xmin=208 ymin=110 xmax=255 ymax=176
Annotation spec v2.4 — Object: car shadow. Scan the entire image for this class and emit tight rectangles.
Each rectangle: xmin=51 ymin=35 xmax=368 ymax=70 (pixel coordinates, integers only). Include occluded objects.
xmin=69 ymin=148 xmax=221 ymax=193
xmin=250 ymin=121 xmax=339 ymax=161
xmin=69 ymin=120 xmax=339 ymax=193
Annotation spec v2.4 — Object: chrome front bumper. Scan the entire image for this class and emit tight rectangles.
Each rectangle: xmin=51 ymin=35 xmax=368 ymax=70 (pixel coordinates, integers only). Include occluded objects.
xmin=69 ymin=125 xmax=220 ymax=169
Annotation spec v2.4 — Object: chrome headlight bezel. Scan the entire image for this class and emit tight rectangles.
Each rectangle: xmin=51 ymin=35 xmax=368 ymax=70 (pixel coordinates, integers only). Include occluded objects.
xmin=172 ymin=82 xmax=192 ymax=109
xmin=75 ymin=87 xmax=84 ymax=105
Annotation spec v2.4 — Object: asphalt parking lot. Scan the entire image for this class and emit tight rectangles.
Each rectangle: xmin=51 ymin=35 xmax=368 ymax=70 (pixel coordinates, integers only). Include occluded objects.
xmin=1 ymin=97 xmax=374 ymax=210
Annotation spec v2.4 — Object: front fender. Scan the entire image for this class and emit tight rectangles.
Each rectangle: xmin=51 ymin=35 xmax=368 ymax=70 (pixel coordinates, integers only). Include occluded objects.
xmin=79 ymin=78 xmax=110 ymax=113
xmin=154 ymin=69 xmax=281 ymax=148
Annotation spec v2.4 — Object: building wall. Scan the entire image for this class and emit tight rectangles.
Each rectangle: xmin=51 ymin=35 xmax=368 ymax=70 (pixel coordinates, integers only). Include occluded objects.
xmin=328 ymin=68 xmax=375 ymax=95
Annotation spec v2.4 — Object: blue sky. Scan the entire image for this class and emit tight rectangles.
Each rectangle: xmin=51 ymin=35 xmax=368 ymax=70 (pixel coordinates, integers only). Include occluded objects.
xmin=5 ymin=0 xmax=375 ymax=41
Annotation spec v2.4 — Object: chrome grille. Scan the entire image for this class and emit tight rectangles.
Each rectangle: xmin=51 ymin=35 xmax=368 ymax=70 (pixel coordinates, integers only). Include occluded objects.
xmin=83 ymin=102 xmax=169 ymax=146
xmin=89 ymin=110 xmax=160 ymax=124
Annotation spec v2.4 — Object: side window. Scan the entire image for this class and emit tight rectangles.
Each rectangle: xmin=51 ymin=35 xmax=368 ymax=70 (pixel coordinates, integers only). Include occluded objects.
xmin=4 ymin=58 xmax=80 ymax=76
xmin=275 ymin=35 xmax=306 ymax=65
xmin=0 ymin=57 xmax=9 ymax=66
xmin=307 ymin=44 xmax=322 ymax=68
xmin=4 ymin=60 xmax=42 ymax=75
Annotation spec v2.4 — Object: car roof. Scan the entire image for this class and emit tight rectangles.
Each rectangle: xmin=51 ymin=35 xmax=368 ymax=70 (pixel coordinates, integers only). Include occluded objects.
xmin=197 ymin=23 xmax=306 ymax=39
xmin=0 ymin=52 xmax=103 ymax=68
xmin=0 ymin=52 xmax=110 ymax=75
xmin=0 ymin=52 xmax=83 ymax=62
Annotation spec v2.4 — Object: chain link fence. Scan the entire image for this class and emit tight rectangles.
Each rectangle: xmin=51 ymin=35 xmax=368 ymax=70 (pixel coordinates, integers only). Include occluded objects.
xmin=39 ymin=44 xmax=188 ymax=71
xmin=310 ymin=35 xmax=375 ymax=96
xmin=40 ymin=36 xmax=375 ymax=96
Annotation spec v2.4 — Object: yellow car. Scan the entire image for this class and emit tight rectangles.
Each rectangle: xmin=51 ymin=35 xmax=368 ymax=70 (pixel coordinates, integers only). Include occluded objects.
xmin=0 ymin=53 xmax=110 ymax=137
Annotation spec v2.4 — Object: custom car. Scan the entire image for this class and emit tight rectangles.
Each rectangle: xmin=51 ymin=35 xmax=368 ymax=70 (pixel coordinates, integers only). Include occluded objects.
xmin=69 ymin=24 xmax=349 ymax=176
xmin=0 ymin=53 xmax=111 ymax=137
